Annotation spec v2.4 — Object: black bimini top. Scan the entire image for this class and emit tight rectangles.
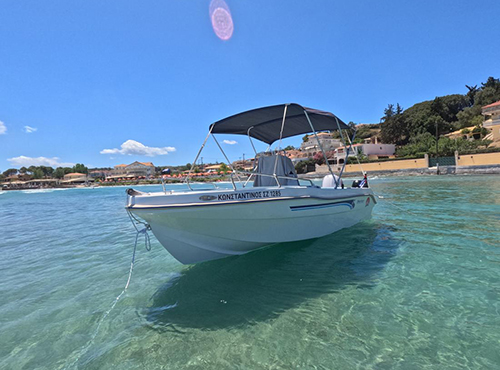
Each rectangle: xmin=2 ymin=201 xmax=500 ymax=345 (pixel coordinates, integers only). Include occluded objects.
xmin=209 ymin=103 xmax=349 ymax=145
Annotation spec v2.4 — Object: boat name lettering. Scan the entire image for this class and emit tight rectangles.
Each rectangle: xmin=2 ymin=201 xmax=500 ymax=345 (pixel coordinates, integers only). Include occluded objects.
xmin=199 ymin=195 xmax=218 ymax=201
xmin=217 ymin=190 xmax=281 ymax=201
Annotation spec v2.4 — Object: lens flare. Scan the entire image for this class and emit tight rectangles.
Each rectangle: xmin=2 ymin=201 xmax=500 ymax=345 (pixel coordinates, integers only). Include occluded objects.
xmin=209 ymin=0 xmax=234 ymax=41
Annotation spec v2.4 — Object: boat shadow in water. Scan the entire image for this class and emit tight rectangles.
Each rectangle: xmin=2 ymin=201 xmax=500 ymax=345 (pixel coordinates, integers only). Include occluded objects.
xmin=145 ymin=222 xmax=400 ymax=331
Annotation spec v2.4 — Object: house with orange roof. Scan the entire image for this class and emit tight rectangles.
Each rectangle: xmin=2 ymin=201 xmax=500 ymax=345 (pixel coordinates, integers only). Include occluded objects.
xmin=482 ymin=100 xmax=500 ymax=142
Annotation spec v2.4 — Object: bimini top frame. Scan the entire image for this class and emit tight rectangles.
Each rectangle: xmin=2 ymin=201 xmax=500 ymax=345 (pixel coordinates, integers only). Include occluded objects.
xmin=183 ymin=103 xmax=357 ymax=190
xmin=209 ymin=103 xmax=349 ymax=144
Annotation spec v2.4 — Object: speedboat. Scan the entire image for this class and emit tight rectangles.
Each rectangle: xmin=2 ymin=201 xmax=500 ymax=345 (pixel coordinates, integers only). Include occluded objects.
xmin=126 ymin=103 xmax=376 ymax=264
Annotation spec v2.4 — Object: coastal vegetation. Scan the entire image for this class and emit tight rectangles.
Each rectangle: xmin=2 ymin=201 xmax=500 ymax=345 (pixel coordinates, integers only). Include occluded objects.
xmin=379 ymin=76 xmax=500 ymax=147
xmin=1 ymin=163 xmax=89 ymax=181
xmin=326 ymin=76 xmax=500 ymax=164
xmin=395 ymin=134 xmax=491 ymax=158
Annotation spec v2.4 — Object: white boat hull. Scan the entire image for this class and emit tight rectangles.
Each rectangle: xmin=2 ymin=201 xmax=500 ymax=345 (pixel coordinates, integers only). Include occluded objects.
xmin=128 ymin=186 xmax=376 ymax=264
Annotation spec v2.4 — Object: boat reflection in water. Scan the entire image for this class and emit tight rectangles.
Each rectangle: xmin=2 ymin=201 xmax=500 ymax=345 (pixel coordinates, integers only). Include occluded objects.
xmin=145 ymin=222 xmax=399 ymax=331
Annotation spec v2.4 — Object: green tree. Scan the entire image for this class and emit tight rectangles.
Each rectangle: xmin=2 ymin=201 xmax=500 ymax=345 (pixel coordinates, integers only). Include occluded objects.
xmin=219 ymin=163 xmax=230 ymax=173
xmin=455 ymin=77 xmax=500 ymax=129
xmin=72 ymin=163 xmax=88 ymax=174
xmin=41 ymin=166 xmax=54 ymax=177
xmin=465 ymin=84 xmax=478 ymax=106
xmin=32 ymin=168 xmax=44 ymax=179
xmin=380 ymin=103 xmax=409 ymax=145
xmin=54 ymin=167 xmax=66 ymax=179
xmin=284 ymin=145 xmax=295 ymax=151
xmin=295 ymin=159 xmax=315 ymax=174
xmin=354 ymin=123 xmax=380 ymax=140
xmin=481 ymin=76 xmax=500 ymax=90
xmin=456 ymin=105 xmax=482 ymax=129
xmin=53 ymin=167 xmax=73 ymax=179
xmin=2 ymin=168 xmax=18 ymax=177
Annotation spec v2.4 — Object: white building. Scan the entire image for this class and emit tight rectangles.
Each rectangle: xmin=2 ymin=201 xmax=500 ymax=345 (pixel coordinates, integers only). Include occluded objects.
xmin=300 ymin=132 xmax=342 ymax=156
xmin=333 ymin=143 xmax=396 ymax=164
xmin=110 ymin=162 xmax=156 ymax=178
xmin=62 ymin=172 xmax=92 ymax=184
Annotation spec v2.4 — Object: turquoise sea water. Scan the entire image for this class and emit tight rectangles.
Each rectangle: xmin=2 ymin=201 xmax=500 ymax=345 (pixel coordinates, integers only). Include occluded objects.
xmin=1 ymin=175 xmax=499 ymax=369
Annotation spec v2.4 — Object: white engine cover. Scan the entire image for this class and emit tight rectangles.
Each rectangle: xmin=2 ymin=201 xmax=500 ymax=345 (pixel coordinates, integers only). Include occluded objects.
xmin=322 ymin=174 xmax=343 ymax=188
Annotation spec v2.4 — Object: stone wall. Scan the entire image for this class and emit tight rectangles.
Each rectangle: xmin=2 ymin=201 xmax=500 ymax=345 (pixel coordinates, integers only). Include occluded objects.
xmin=456 ymin=152 xmax=500 ymax=166
xmin=316 ymin=157 xmax=429 ymax=174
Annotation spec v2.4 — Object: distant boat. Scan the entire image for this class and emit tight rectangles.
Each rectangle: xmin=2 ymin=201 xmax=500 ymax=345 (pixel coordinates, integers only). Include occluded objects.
xmin=126 ymin=103 xmax=375 ymax=264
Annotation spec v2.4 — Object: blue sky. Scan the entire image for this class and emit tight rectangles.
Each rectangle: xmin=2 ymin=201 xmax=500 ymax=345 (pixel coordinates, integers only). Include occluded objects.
xmin=1 ymin=0 xmax=499 ymax=170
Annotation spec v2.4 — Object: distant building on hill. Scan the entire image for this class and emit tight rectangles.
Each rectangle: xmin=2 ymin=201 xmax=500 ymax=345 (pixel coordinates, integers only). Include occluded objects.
xmin=284 ymin=149 xmax=310 ymax=163
xmin=231 ymin=159 xmax=255 ymax=171
xmin=204 ymin=164 xmax=222 ymax=171
xmin=88 ymin=169 xmax=111 ymax=179
xmin=333 ymin=143 xmax=396 ymax=164
xmin=363 ymin=135 xmax=382 ymax=144
xmin=4 ymin=174 xmax=32 ymax=182
xmin=299 ymin=132 xmax=342 ymax=159
xmin=62 ymin=172 xmax=91 ymax=184
xmin=482 ymin=100 xmax=500 ymax=141
xmin=110 ymin=161 xmax=156 ymax=179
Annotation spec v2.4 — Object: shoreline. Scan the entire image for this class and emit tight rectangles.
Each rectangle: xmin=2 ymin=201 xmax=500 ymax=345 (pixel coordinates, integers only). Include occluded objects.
xmin=3 ymin=164 xmax=500 ymax=191
xmin=301 ymin=164 xmax=500 ymax=179
xmin=0 ymin=179 xmax=238 ymax=191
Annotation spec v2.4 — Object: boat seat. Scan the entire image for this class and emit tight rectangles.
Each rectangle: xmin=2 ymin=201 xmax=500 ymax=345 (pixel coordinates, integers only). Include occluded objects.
xmin=253 ymin=154 xmax=299 ymax=187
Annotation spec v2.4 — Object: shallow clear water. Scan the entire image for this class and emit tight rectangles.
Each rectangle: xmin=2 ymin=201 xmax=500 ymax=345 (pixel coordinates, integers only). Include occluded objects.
xmin=1 ymin=176 xmax=499 ymax=369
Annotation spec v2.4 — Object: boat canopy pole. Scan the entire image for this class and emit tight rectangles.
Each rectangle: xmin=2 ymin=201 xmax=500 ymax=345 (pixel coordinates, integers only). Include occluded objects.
xmin=338 ymin=129 xmax=357 ymax=183
xmin=303 ymin=109 xmax=338 ymax=188
xmin=272 ymin=104 xmax=289 ymax=187
xmin=333 ymin=115 xmax=348 ymax=188
xmin=212 ymin=134 xmax=243 ymax=189
xmin=243 ymin=126 xmax=259 ymax=188
xmin=335 ymin=116 xmax=347 ymax=148
xmin=346 ymin=131 xmax=365 ymax=174
xmin=247 ymin=127 xmax=258 ymax=156
xmin=185 ymin=126 xmax=214 ymax=190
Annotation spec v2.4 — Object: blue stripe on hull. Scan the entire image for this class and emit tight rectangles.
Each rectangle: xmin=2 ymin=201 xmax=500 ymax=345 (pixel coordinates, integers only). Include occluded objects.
xmin=290 ymin=200 xmax=355 ymax=212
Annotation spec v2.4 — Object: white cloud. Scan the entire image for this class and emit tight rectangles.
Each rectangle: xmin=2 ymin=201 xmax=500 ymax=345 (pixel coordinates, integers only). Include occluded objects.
xmin=7 ymin=156 xmax=75 ymax=168
xmin=24 ymin=126 xmax=37 ymax=133
xmin=223 ymin=140 xmax=238 ymax=145
xmin=100 ymin=140 xmax=176 ymax=157
xmin=0 ymin=121 xmax=6 ymax=135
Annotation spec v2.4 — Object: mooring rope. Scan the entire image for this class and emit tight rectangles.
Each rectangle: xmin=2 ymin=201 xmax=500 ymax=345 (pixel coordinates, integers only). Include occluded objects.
xmin=63 ymin=217 xmax=150 ymax=369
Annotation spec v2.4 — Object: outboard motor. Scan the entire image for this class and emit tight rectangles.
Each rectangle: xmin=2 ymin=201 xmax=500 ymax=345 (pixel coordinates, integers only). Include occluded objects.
xmin=322 ymin=174 xmax=344 ymax=188
xmin=352 ymin=173 xmax=369 ymax=188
